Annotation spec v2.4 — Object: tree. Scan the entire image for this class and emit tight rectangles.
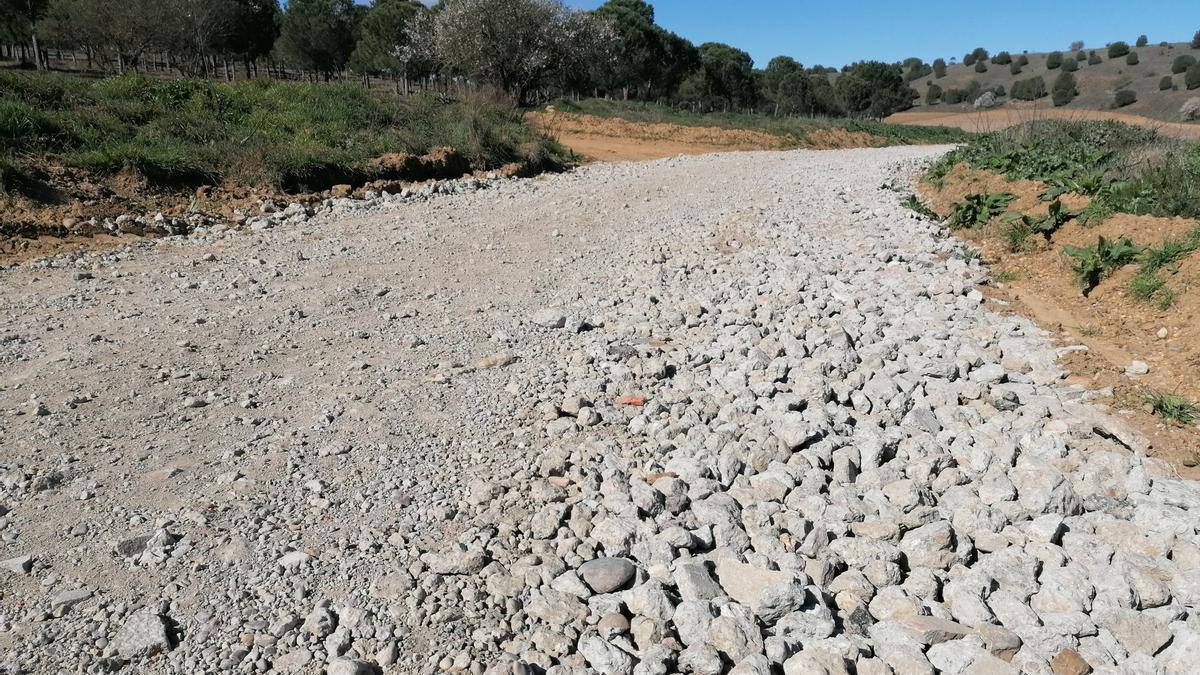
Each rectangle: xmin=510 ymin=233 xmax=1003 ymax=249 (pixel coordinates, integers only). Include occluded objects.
xmin=1173 ymin=55 xmax=1197 ymax=74
xmin=761 ymin=56 xmax=806 ymax=115
xmin=349 ymin=0 xmax=424 ymax=80
xmin=1193 ymin=31 xmax=1200 ymax=49
xmin=161 ymin=0 xmax=240 ymax=75
xmin=1160 ymin=75 xmax=1176 ymax=91
xmin=0 ymin=0 xmax=49 ymax=69
xmin=1135 ymin=35 xmax=1148 ymax=47
xmin=275 ymin=0 xmax=359 ymax=79
xmin=1010 ymin=61 xmax=1022 ymax=75
xmin=591 ymin=0 xmax=695 ymax=100
xmin=1113 ymin=89 xmax=1136 ymax=107
xmin=430 ymin=0 xmax=613 ymax=104
xmin=38 ymin=0 xmax=171 ymax=72
xmin=1062 ymin=57 xmax=1078 ymax=72
xmin=1108 ymin=41 xmax=1130 ymax=59
xmin=992 ymin=51 xmax=1012 ymax=65
xmin=974 ymin=60 xmax=987 ymax=73
xmin=221 ymin=0 xmax=280 ymax=76
xmin=1070 ymin=40 xmax=1085 ymax=51
xmin=932 ymin=58 xmax=946 ymax=78
xmin=1011 ymin=75 xmax=1047 ymax=101
xmin=1126 ymin=51 xmax=1139 ymax=66
xmin=1052 ymin=71 xmax=1077 ymax=106
xmin=1046 ymin=51 xmax=1063 ymax=69
xmin=1188 ymin=63 xmax=1200 ymax=90
xmin=925 ymin=83 xmax=942 ymax=105
xmin=836 ymin=61 xmax=913 ymax=118
xmin=676 ymin=42 xmax=757 ymax=111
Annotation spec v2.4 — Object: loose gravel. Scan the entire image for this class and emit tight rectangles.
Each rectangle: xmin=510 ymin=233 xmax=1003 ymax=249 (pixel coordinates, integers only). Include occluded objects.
xmin=2 ymin=147 xmax=1198 ymax=675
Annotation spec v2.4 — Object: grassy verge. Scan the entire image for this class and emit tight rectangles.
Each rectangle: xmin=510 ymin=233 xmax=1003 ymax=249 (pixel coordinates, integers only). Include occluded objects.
xmin=1 ymin=72 xmax=569 ymax=197
xmin=925 ymin=120 xmax=1200 ymax=222
xmin=550 ymin=98 xmax=972 ymax=146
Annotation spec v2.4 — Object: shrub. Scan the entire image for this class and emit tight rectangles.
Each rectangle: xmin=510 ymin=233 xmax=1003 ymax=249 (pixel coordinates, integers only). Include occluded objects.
xmin=1047 ymin=51 xmax=1063 ymax=69
xmin=1136 ymin=35 xmax=1148 ymax=47
xmin=943 ymin=88 xmax=967 ymax=104
xmin=926 ymin=84 xmax=943 ymax=104
xmin=992 ymin=84 xmax=1006 ymax=97
xmin=1062 ymin=58 xmax=1078 ymax=73
xmin=1126 ymin=52 xmax=1139 ymax=66
xmin=1188 ymin=64 xmax=1200 ymax=90
xmin=1011 ymin=76 xmax=1048 ymax=101
xmin=1162 ymin=76 xmax=1177 ymax=91
xmin=1064 ymin=235 xmax=1141 ymax=294
xmin=948 ymin=193 xmax=1016 ymax=229
xmin=963 ymin=52 xmax=977 ymax=66
xmin=1108 ymin=42 xmax=1130 ymax=58
xmin=1052 ymin=72 xmax=1078 ymax=107
xmin=1193 ymin=31 xmax=1200 ymax=49
xmin=1075 ymin=50 xmax=1087 ymax=61
xmin=933 ymin=58 xmax=947 ymax=78
xmin=1183 ymin=97 xmax=1200 ymax=120
xmin=975 ymin=61 xmax=987 ymax=73
xmin=1018 ymin=54 xmax=1030 ymax=66
xmin=1113 ymin=89 xmax=1137 ymax=107
xmin=1010 ymin=62 xmax=1023 ymax=75
xmin=1088 ymin=52 xmax=1102 ymax=65
xmin=1172 ymin=55 xmax=1197 ymax=74
xmin=992 ymin=51 xmax=1013 ymax=65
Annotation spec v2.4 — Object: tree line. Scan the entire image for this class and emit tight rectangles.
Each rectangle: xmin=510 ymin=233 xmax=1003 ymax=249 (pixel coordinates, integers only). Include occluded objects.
xmin=0 ymin=0 xmax=918 ymax=118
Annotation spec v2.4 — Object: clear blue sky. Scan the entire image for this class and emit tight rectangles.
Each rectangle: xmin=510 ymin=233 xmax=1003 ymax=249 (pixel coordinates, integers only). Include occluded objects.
xmin=563 ymin=0 xmax=1200 ymax=68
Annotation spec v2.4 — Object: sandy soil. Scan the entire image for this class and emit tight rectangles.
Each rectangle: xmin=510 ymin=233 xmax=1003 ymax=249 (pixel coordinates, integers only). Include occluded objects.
xmin=889 ymin=107 xmax=1200 ymax=139
xmin=528 ymin=111 xmax=888 ymax=162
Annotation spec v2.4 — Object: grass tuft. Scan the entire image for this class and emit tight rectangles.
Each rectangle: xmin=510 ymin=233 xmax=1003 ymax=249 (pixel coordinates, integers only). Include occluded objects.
xmin=1145 ymin=390 xmax=1199 ymax=425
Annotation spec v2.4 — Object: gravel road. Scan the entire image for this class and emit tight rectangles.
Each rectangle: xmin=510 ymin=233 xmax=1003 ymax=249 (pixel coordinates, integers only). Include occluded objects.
xmin=2 ymin=147 xmax=1198 ymax=675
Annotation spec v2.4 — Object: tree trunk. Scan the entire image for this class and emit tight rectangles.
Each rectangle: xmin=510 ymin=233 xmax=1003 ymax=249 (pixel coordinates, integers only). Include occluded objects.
xmin=31 ymin=31 xmax=43 ymax=70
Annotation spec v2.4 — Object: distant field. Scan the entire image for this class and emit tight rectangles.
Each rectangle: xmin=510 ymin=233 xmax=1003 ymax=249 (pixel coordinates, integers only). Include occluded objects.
xmin=889 ymin=107 xmax=1200 ymax=139
xmin=908 ymin=40 xmax=1200 ymax=124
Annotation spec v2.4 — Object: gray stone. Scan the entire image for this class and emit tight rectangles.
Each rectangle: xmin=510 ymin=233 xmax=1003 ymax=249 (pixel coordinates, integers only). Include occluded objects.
xmin=113 ymin=610 xmax=172 ymax=660
xmin=579 ymin=557 xmax=636 ymax=594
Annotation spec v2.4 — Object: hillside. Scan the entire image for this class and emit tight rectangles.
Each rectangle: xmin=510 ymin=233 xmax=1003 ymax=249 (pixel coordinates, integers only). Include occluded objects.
xmin=907 ymin=40 xmax=1200 ymax=123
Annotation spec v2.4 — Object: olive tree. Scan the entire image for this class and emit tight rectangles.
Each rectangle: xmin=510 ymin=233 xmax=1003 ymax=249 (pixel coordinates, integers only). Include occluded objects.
xmin=430 ymin=0 xmax=614 ymax=104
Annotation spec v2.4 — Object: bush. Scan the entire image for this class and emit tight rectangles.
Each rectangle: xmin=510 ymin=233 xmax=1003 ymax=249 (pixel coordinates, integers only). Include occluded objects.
xmin=963 ymin=52 xmax=977 ymax=66
xmin=1162 ymin=75 xmax=1177 ymax=91
xmin=1193 ymin=31 xmax=1200 ymax=49
xmin=1011 ymin=76 xmax=1048 ymax=101
xmin=926 ymin=84 xmax=943 ymax=104
xmin=943 ymin=88 xmax=968 ymax=104
xmin=1052 ymin=72 xmax=1078 ymax=107
xmin=1088 ymin=52 xmax=1102 ymax=65
xmin=1183 ymin=97 xmax=1200 ymax=121
xmin=1136 ymin=35 xmax=1149 ymax=47
xmin=1108 ymin=42 xmax=1130 ymax=58
xmin=975 ymin=61 xmax=987 ymax=73
xmin=1189 ymin=64 xmax=1200 ymax=90
xmin=1176 ymin=55 xmax=1199 ymax=75
xmin=992 ymin=52 xmax=1013 ymax=65
xmin=1113 ymin=89 xmax=1137 ymax=108
xmin=1062 ymin=58 xmax=1078 ymax=73
xmin=1075 ymin=51 xmax=1087 ymax=61
xmin=1010 ymin=62 xmax=1023 ymax=75
xmin=1126 ymin=52 xmax=1139 ymax=66
xmin=1046 ymin=51 xmax=1063 ymax=69
xmin=933 ymin=58 xmax=946 ymax=78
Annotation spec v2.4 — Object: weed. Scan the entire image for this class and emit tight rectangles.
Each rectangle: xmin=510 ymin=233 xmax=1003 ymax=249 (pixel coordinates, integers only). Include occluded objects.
xmin=1145 ymin=390 xmax=1199 ymax=425
xmin=1142 ymin=228 xmax=1200 ymax=272
xmin=961 ymin=246 xmax=981 ymax=262
xmin=1130 ymin=269 xmax=1168 ymax=301
xmin=948 ymin=192 xmax=1016 ymax=230
xmin=1002 ymin=199 xmax=1076 ymax=247
xmin=1064 ymin=235 xmax=1142 ymax=294
xmin=1003 ymin=219 xmax=1034 ymax=252
xmin=1076 ymin=324 xmax=1101 ymax=337
xmin=901 ymin=194 xmax=939 ymax=220
xmin=992 ymin=269 xmax=1019 ymax=284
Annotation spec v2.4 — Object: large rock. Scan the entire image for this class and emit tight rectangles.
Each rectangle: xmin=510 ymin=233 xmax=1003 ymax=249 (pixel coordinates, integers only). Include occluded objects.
xmin=716 ymin=559 xmax=808 ymax=623
xmin=578 ymin=557 xmax=636 ymax=594
xmin=113 ymin=610 xmax=173 ymax=660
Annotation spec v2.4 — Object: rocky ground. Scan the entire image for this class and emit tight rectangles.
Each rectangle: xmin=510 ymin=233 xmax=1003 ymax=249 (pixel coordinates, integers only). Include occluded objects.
xmin=1 ymin=147 xmax=1198 ymax=675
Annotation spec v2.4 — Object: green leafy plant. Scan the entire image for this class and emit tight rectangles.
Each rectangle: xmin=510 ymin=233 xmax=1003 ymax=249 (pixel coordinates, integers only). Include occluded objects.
xmin=901 ymin=194 xmax=940 ymax=220
xmin=948 ymin=192 xmax=1016 ymax=229
xmin=1145 ymin=390 xmax=1199 ymax=425
xmin=1064 ymin=235 xmax=1142 ymax=294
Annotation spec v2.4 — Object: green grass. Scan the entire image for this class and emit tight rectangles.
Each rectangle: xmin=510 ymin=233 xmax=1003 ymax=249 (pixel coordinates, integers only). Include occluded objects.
xmin=0 ymin=72 xmax=568 ymax=196
xmin=1124 ymin=227 xmax=1200 ymax=308
xmin=551 ymin=98 xmax=972 ymax=146
xmin=1145 ymin=390 xmax=1199 ymax=425
xmin=927 ymin=120 xmax=1200 ymax=222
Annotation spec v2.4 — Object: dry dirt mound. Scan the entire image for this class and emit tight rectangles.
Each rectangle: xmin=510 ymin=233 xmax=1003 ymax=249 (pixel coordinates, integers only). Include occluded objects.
xmin=529 ymin=111 xmax=889 ymax=162
xmin=889 ymin=108 xmax=1200 ymax=140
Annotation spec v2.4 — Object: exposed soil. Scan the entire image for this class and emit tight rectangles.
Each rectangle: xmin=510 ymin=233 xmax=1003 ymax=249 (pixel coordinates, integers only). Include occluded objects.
xmin=528 ymin=111 xmax=889 ymax=162
xmin=889 ymin=108 xmax=1200 ymax=140
xmin=919 ymin=164 xmax=1200 ymax=472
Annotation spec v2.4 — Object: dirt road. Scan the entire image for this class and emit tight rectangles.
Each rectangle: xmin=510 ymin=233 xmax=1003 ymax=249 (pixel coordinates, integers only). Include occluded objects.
xmin=2 ymin=148 xmax=1197 ymax=674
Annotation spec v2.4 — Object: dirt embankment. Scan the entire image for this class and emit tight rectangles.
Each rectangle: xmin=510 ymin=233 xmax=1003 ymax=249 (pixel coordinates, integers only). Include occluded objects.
xmin=920 ymin=164 xmax=1200 ymax=471
xmin=528 ymin=111 xmax=888 ymax=162
xmin=890 ymin=108 xmax=1200 ymax=140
